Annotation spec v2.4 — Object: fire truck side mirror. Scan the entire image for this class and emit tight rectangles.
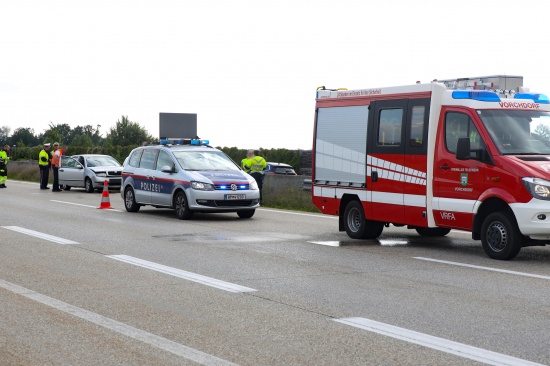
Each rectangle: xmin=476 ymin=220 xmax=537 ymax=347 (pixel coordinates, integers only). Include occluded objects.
xmin=456 ymin=137 xmax=471 ymax=160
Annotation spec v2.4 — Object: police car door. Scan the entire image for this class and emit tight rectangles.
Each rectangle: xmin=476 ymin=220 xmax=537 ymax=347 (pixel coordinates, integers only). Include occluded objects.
xmin=151 ymin=150 xmax=176 ymax=207
xmin=134 ymin=148 xmax=159 ymax=204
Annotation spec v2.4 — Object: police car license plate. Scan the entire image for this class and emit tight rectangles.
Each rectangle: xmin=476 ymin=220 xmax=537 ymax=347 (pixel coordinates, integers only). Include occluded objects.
xmin=225 ymin=194 xmax=245 ymax=200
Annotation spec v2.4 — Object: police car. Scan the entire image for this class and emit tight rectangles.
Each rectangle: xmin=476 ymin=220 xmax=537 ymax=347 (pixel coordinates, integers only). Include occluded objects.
xmin=121 ymin=139 xmax=260 ymax=219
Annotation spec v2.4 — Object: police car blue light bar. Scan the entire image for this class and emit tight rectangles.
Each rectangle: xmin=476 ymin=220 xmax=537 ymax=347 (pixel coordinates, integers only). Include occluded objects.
xmin=452 ymin=90 xmax=501 ymax=102
xmin=160 ymin=138 xmax=210 ymax=145
xmin=514 ymin=93 xmax=550 ymax=104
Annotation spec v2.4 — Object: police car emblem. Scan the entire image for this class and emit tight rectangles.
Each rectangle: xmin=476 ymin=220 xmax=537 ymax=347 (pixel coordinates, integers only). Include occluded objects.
xmin=231 ymin=183 xmax=237 ymax=191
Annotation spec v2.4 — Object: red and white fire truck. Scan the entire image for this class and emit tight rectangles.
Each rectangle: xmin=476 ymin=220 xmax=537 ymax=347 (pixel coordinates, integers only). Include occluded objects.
xmin=312 ymin=75 xmax=550 ymax=259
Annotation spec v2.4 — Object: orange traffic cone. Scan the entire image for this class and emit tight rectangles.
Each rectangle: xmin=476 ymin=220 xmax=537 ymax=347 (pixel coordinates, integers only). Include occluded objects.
xmin=97 ymin=180 xmax=113 ymax=209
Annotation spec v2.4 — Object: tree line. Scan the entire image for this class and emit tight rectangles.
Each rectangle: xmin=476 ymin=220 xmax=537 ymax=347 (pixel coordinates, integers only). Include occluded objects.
xmin=1 ymin=115 xmax=305 ymax=174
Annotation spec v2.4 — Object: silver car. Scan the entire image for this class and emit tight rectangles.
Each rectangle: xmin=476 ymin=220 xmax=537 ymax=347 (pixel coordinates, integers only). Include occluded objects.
xmin=121 ymin=141 xmax=260 ymax=219
xmin=59 ymin=154 xmax=123 ymax=192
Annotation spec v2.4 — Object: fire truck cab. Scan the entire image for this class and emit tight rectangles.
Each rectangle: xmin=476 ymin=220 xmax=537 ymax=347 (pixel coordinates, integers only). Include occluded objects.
xmin=312 ymin=75 xmax=550 ymax=259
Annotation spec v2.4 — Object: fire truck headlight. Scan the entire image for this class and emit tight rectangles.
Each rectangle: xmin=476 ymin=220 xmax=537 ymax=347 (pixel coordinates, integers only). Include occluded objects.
xmin=522 ymin=178 xmax=550 ymax=200
xmin=191 ymin=181 xmax=215 ymax=191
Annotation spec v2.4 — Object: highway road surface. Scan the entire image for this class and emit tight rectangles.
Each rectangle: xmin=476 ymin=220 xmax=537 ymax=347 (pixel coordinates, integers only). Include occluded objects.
xmin=1 ymin=180 xmax=550 ymax=365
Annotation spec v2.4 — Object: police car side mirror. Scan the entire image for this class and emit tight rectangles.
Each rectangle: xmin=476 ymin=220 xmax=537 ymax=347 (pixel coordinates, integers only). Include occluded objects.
xmin=161 ymin=165 xmax=173 ymax=173
xmin=456 ymin=137 xmax=470 ymax=160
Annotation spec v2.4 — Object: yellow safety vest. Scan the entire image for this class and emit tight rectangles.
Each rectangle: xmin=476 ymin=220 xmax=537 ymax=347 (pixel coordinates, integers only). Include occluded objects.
xmin=248 ymin=156 xmax=266 ymax=173
xmin=39 ymin=149 xmax=50 ymax=166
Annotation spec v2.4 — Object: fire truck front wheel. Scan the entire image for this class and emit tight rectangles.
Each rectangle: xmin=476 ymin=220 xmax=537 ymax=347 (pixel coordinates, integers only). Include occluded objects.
xmin=344 ymin=200 xmax=383 ymax=239
xmin=481 ymin=212 xmax=522 ymax=260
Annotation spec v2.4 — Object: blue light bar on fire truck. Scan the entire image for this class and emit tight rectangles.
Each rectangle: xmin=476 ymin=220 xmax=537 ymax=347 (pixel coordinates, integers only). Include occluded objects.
xmin=514 ymin=93 xmax=550 ymax=104
xmin=452 ymin=91 xmax=501 ymax=102
xmin=160 ymin=138 xmax=210 ymax=145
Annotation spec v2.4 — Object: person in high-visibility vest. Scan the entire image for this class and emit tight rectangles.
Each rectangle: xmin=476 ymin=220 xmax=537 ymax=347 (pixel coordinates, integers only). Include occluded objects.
xmin=38 ymin=143 xmax=51 ymax=190
xmin=241 ymin=150 xmax=253 ymax=173
xmin=244 ymin=149 xmax=266 ymax=203
xmin=0 ymin=144 xmax=10 ymax=188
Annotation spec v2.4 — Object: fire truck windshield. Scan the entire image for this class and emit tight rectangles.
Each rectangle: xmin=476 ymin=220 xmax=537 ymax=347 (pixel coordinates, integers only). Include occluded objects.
xmin=479 ymin=110 xmax=550 ymax=155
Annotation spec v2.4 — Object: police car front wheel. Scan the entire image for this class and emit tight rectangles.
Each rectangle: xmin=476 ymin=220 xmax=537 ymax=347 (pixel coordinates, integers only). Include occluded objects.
xmin=174 ymin=191 xmax=194 ymax=220
xmin=237 ymin=210 xmax=255 ymax=219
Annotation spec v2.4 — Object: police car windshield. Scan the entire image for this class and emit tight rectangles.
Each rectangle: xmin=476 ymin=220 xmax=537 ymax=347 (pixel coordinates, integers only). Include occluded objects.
xmin=172 ymin=150 xmax=240 ymax=171
xmin=479 ymin=110 xmax=550 ymax=155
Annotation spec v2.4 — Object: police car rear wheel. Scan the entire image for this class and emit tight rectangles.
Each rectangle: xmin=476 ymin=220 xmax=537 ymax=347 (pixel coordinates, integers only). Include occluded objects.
xmin=237 ymin=210 xmax=255 ymax=218
xmin=481 ymin=212 xmax=522 ymax=260
xmin=174 ymin=191 xmax=193 ymax=220
xmin=124 ymin=187 xmax=140 ymax=212
xmin=344 ymin=200 xmax=384 ymax=239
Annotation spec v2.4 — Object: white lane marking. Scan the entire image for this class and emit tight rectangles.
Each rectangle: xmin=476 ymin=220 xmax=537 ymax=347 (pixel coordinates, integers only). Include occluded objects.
xmin=335 ymin=317 xmax=545 ymax=366
xmin=415 ymin=257 xmax=550 ymax=280
xmin=2 ymin=226 xmax=79 ymax=245
xmin=50 ymin=200 xmax=123 ymax=212
xmin=107 ymin=255 xmax=257 ymax=293
xmin=0 ymin=279 xmax=238 ymax=366
xmin=258 ymin=208 xmax=337 ymax=219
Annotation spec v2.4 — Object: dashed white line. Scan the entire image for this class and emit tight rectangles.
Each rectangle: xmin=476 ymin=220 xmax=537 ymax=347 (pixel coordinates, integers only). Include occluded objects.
xmin=414 ymin=257 xmax=550 ymax=280
xmin=0 ymin=279 xmax=238 ymax=366
xmin=107 ymin=255 xmax=257 ymax=293
xmin=2 ymin=226 xmax=79 ymax=244
xmin=335 ymin=317 xmax=545 ymax=366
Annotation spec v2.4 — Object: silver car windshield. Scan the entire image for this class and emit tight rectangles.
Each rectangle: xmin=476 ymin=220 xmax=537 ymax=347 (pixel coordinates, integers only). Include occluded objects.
xmin=172 ymin=150 xmax=240 ymax=171
xmin=478 ymin=110 xmax=550 ymax=155
xmin=86 ymin=156 xmax=121 ymax=167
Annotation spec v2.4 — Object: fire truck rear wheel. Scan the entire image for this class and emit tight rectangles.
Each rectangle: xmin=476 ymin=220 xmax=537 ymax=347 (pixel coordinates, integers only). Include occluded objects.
xmin=415 ymin=227 xmax=451 ymax=237
xmin=344 ymin=200 xmax=383 ymax=239
xmin=481 ymin=212 xmax=522 ymax=260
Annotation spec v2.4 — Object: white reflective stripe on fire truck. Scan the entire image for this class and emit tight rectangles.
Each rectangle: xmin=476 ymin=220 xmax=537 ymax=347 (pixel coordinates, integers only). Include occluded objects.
xmin=371 ymin=192 xmax=426 ymax=207
xmin=367 ymin=155 xmax=427 ymax=186
xmin=433 ymin=197 xmax=477 ymax=213
xmin=313 ymin=186 xmax=426 ymax=208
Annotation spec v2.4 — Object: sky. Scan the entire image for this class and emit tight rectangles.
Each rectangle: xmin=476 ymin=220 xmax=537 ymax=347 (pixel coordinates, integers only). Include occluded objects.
xmin=1 ymin=0 xmax=550 ymax=150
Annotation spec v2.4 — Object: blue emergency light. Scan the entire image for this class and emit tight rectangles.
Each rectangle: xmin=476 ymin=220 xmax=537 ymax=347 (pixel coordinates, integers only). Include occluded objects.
xmin=452 ymin=90 xmax=501 ymax=102
xmin=514 ymin=93 xmax=550 ymax=104
xmin=160 ymin=138 xmax=210 ymax=145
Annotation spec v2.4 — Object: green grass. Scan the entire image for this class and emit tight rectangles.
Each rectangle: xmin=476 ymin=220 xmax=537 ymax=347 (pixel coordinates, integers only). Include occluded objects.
xmin=6 ymin=162 xmax=321 ymax=213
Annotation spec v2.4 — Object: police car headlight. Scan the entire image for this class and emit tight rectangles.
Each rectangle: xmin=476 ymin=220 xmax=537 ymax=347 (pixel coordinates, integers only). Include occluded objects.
xmin=249 ymin=180 xmax=258 ymax=190
xmin=191 ymin=181 xmax=215 ymax=191
xmin=522 ymin=178 xmax=550 ymax=200
xmin=95 ymin=172 xmax=107 ymax=177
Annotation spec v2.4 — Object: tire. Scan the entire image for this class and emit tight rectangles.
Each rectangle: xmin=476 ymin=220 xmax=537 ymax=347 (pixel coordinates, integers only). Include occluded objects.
xmin=85 ymin=178 xmax=94 ymax=193
xmin=343 ymin=200 xmax=384 ymax=239
xmin=63 ymin=186 xmax=71 ymax=191
xmin=415 ymin=227 xmax=451 ymax=237
xmin=237 ymin=209 xmax=255 ymax=218
xmin=124 ymin=187 xmax=140 ymax=212
xmin=481 ymin=212 xmax=523 ymax=260
xmin=174 ymin=191 xmax=194 ymax=220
